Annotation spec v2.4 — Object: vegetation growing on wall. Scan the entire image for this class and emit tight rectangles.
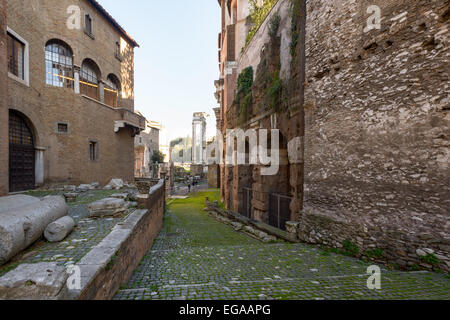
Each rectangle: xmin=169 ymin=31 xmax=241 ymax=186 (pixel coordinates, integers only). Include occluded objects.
xmin=245 ymin=0 xmax=279 ymax=49
xmin=290 ymin=0 xmax=302 ymax=57
xmin=268 ymin=13 xmax=281 ymax=38
xmin=265 ymin=69 xmax=283 ymax=111
xmin=152 ymin=150 xmax=165 ymax=164
xmin=235 ymin=67 xmax=254 ymax=125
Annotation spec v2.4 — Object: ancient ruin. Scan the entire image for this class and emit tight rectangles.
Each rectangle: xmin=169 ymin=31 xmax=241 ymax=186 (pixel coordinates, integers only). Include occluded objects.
xmin=214 ymin=0 xmax=449 ymax=272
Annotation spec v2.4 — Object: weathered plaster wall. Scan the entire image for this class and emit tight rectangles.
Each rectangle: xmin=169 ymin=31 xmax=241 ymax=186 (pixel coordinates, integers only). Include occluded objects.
xmin=303 ymin=0 xmax=449 ymax=271
xmin=0 ymin=0 xmax=7 ymax=195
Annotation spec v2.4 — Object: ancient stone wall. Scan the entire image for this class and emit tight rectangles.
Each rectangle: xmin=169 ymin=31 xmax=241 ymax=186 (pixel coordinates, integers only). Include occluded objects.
xmin=6 ymin=0 xmax=138 ymax=187
xmin=208 ymin=164 xmax=220 ymax=188
xmin=223 ymin=0 xmax=304 ymax=224
xmin=302 ymin=0 xmax=449 ymax=271
xmin=0 ymin=0 xmax=7 ymax=195
xmin=219 ymin=0 xmax=449 ymax=272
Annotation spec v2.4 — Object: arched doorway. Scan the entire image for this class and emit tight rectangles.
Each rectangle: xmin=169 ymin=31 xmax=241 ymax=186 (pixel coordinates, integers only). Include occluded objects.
xmin=9 ymin=110 xmax=35 ymax=192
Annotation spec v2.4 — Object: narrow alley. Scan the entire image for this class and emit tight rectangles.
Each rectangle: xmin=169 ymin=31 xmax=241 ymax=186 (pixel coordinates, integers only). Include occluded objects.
xmin=114 ymin=190 xmax=450 ymax=300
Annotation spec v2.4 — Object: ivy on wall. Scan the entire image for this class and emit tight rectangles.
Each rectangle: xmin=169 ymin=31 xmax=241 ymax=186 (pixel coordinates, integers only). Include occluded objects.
xmin=290 ymin=0 xmax=302 ymax=57
xmin=236 ymin=67 xmax=254 ymax=125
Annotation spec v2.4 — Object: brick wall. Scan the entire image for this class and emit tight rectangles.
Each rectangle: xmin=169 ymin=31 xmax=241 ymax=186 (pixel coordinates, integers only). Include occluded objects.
xmin=0 ymin=0 xmax=7 ymax=195
xmin=5 ymin=0 xmax=139 ymax=187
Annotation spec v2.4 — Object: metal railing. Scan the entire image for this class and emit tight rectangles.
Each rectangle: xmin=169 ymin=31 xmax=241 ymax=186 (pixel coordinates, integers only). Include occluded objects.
xmin=269 ymin=193 xmax=292 ymax=231
xmin=241 ymin=187 xmax=253 ymax=219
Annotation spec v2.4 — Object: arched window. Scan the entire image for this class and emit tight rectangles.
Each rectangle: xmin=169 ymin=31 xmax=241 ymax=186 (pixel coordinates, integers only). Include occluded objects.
xmin=45 ymin=40 xmax=74 ymax=88
xmin=104 ymin=74 xmax=121 ymax=108
xmin=80 ymin=59 xmax=100 ymax=100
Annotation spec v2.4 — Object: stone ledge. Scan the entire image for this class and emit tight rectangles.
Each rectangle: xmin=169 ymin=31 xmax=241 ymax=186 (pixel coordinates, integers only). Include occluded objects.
xmin=68 ymin=209 xmax=147 ymax=299
xmin=205 ymin=201 xmax=299 ymax=243
xmin=68 ymin=184 xmax=165 ymax=300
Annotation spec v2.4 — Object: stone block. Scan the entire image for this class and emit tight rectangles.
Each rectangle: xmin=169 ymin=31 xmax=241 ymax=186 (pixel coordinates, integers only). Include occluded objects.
xmin=63 ymin=193 xmax=78 ymax=203
xmin=44 ymin=216 xmax=76 ymax=242
xmin=77 ymin=184 xmax=92 ymax=192
xmin=63 ymin=185 xmax=77 ymax=192
xmin=262 ymin=235 xmax=277 ymax=243
xmin=0 ymin=263 xmax=69 ymax=300
xmin=108 ymin=179 xmax=124 ymax=190
xmin=87 ymin=198 xmax=126 ymax=218
xmin=91 ymin=182 xmax=100 ymax=189
xmin=285 ymin=221 xmax=300 ymax=234
xmin=110 ymin=193 xmax=129 ymax=200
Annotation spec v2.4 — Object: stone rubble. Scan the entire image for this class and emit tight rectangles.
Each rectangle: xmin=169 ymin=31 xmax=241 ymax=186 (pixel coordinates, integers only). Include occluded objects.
xmin=108 ymin=179 xmax=125 ymax=190
xmin=110 ymin=193 xmax=129 ymax=200
xmin=207 ymin=210 xmax=278 ymax=243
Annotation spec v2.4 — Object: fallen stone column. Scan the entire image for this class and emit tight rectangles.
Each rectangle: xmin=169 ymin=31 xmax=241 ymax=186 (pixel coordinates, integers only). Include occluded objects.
xmin=44 ymin=216 xmax=76 ymax=243
xmin=88 ymin=198 xmax=126 ymax=218
xmin=0 ymin=195 xmax=41 ymax=214
xmin=0 ymin=196 xmax=69 ymax=265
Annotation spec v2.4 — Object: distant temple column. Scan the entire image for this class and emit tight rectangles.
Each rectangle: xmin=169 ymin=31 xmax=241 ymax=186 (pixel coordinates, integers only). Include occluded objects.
xmin=191 ymin=112 xmax=208 ymax=165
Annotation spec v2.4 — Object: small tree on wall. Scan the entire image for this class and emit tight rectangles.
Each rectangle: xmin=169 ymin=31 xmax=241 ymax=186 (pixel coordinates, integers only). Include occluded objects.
xmin=151 ymin=150 xmax=165 ymax=164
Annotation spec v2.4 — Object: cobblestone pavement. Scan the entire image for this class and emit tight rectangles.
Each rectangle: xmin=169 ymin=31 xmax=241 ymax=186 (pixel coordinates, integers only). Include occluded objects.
xmin=114 ymin=190 xmax=450 ymax=300
xmin=0 ymin=190 xmax=133 ymax=276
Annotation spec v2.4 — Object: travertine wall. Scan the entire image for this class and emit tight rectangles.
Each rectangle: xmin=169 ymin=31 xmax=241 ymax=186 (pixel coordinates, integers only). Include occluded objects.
xmin=0 ymin=0 xmax=7 ymax=195
xmin=6 ymin=0 xmax=138 ymax=187
xmin=303 ymin=0 xmax=449 ymax=271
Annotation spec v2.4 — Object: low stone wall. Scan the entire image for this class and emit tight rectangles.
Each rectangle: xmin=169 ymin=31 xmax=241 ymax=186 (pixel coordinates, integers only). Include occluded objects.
xmin=205 ymin=199 xmax=298 ymax=243
xmin=286 ymin=207 xmax=450 ymax=273
xmin=70 ymin=181 xmax=165 ymax=300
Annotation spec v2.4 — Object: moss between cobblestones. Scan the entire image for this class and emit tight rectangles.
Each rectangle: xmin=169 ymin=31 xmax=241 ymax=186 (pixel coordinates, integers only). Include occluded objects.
xmin=168 ymin=189 xmax=260 ymax=247
xmin=113 ymin=190 xmax=450 ymax=301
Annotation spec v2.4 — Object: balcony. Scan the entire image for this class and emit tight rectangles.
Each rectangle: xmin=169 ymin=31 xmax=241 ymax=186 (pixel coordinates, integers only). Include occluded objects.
xmin=114 ymin=108 xmax=146 ymax=137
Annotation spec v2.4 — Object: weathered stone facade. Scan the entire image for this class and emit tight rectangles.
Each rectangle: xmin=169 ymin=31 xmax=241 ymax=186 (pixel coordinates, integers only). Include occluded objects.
xmin=4 ymin=0 xmax=145 ymax=192
xmin=302 ymin=0 xmax=449 ymax=272
xmin=0 ymin=0 xmax=7 ymax=196
xmin=215 ymin=0 xmax=449 ymax=272
xmin=216 ymin=0 xmax=304 ymax=225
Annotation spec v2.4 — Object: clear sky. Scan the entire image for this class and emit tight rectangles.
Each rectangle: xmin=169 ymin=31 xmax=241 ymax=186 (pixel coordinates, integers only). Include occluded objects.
xmin=97 ymin=0 xmax=221 ymax=143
